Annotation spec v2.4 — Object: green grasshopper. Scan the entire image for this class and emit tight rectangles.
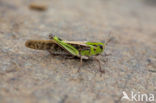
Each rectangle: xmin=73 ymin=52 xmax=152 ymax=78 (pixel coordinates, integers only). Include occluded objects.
xmin=25 ymin=34 xmax=106 ymax=73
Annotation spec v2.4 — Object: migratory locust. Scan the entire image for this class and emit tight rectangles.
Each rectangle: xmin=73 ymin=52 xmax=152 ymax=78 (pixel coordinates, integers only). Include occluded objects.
xmin=25 ymin=34 xmax=109 ymax=73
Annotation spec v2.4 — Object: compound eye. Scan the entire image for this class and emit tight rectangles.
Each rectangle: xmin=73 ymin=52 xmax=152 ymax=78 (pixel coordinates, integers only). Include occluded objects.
xmin=99 ymin=45 xmax=103 ymax=49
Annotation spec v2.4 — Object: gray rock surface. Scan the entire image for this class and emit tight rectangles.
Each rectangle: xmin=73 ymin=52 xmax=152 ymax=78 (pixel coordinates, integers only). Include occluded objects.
xmin=0 ymin=0 xmax=156 ymax=103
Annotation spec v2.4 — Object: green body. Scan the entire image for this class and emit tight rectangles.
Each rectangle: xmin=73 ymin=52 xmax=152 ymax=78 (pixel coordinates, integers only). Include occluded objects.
xmin=52 ymin=36 xmax=105 ymax=58
xmin=25 ymin=35 xmax=106 ymax=73
xmin=53 ymin=36 xmax=79 ymax=56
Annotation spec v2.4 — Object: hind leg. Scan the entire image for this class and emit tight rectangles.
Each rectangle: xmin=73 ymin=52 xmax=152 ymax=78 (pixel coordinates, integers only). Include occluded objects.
xmin=77 ymin=56 xmax=83 ymax=72
xmin=48 ymin=33 xmax=54 ymax=39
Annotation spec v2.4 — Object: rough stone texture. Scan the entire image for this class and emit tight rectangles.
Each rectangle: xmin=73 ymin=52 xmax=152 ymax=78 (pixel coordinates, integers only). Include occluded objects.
xmin=0 ymin=0 xmax=156 ymax=103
